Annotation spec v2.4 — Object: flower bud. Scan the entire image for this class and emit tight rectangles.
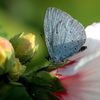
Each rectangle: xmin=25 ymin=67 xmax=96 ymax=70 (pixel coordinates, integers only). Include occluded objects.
xmin=0 ymin=36 xmax=15 ymax=75
xmin=10 ymin=32 xmax=39 ymax=64
xmin=8 ymin=58 xmax=26 ymax=81
xmin=10 ymin=32 xmax=49 ymax=73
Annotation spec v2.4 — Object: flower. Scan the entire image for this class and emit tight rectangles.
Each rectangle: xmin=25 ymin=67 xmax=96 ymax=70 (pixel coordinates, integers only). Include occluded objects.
xmin=52 ymin=23 xmax=100 ymax=100
xmin=0 ymin=36 xmax=15 ymax=75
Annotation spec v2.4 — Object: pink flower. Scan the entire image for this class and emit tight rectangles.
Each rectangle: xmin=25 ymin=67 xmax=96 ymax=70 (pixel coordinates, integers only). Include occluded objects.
xmin=53 ymin=23 xmax=100 ymax=100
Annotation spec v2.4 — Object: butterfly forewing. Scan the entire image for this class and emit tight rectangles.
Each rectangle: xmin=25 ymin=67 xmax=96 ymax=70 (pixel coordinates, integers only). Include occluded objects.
xmin=44 ymin=7 xmax=86 ymax=63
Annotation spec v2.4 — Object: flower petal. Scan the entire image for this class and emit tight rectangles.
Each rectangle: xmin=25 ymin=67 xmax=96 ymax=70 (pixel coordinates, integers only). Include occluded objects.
xmin=55 ymin=51 xmax=100 ymax=100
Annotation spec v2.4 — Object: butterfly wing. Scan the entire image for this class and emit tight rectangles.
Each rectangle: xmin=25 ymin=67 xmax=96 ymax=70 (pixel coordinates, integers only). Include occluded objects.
xmin=44 ymin=7 xmax=86 ymax=63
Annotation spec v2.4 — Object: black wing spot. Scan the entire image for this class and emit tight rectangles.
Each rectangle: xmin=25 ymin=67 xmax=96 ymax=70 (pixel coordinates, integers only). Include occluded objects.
xmin=72 ymin=40 xmax=74 ymax=42
xmin=64 ymin=46 xmax=66 ymax=48
xmin=77 ymin=40 xmax=79 ymax=43
xmin=70 ymin=30 xmax=73 ymax=34
xmin=74 ymin=47 xmax=77 ymax=50
xmin=56 ymin=31 xmax=58 ymax=34
xmin=79 ymin=46 xmax=87 ymax=52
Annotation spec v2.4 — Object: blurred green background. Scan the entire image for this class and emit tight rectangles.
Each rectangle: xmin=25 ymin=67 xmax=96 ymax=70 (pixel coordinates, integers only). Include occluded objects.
xmin=0 ymin=0 xmax=100 ymax=100
xmin=0 ymin=0 xmax=100 ymax=38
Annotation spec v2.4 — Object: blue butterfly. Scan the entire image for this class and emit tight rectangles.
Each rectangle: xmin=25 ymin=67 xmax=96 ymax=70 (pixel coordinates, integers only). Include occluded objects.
xmin=44 ymin=7 xmax=86 ymax=64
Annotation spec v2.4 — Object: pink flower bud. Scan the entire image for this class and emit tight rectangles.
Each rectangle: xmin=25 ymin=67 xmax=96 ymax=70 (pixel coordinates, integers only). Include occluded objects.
xmin=0 ymin=37 xmax=15 ymax=75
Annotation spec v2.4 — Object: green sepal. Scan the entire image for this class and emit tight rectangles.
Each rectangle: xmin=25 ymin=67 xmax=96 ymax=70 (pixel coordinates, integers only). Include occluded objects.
xmin=19 ymin=71 xmax=64 ymax=100
xmin=39 ymin=59 xmax=68 ymax=72
xmin=30 ymin=71 xmax=64 ymax=92
xmin=24 ymin=58 xmax=51 ymax=75
xmin=33 ymin=87 xmax=59 ymax=100
xmin=4 ymin=53 xmax=15 ymax=74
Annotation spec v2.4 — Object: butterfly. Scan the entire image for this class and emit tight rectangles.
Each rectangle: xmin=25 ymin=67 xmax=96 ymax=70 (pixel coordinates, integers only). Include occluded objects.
xmin=44 ymin=7 xmax=86 ymax=64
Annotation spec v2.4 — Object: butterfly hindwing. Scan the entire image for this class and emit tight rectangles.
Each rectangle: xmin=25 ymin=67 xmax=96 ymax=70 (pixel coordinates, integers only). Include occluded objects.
xmin=44 ymin=7 xmax=86 ymax=63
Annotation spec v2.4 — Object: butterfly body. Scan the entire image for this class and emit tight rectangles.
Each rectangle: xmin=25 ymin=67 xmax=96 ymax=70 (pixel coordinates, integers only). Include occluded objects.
xmin=44 ymin=7 xmax=86 ymax=64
